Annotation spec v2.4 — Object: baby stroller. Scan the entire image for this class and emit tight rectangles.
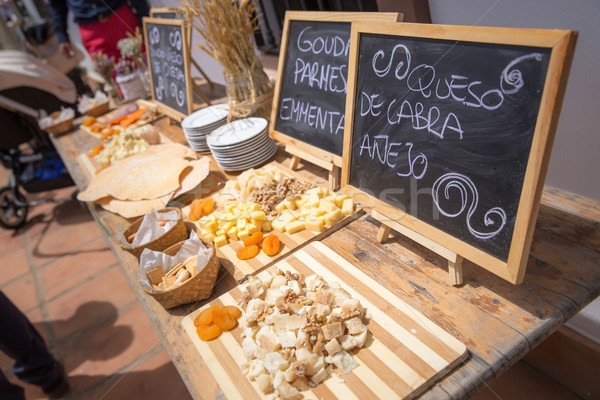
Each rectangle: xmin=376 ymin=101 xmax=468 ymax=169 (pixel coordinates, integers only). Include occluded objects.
xmin=0 ymin=50 xmax=77 ymax=229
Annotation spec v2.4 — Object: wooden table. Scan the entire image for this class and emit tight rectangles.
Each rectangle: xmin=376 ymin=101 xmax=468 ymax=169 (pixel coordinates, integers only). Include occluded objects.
xmin=51 ymin=116 xmax=600 ymax=400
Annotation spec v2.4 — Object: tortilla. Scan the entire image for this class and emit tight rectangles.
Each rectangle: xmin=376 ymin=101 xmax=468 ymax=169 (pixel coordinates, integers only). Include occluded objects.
xmin=173 ymin=157 xmax=210 ymax=198
xmin=96 ymin=193 xmax=174 ymax=219
xmin=78 ymin=143 xmax=195 ymax=202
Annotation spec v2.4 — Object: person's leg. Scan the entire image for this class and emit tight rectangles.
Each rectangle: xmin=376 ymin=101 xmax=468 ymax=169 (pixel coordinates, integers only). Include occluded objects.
xmin=0 ymin=291 xmax=68 ymax=398
xmin=0 ymin=370 xmax=25 ymax=400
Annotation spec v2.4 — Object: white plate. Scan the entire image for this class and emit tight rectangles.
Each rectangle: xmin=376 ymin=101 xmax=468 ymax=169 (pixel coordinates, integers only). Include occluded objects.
xmin=214 ymin=140 xmax=277 ymax=166
xmin=207 ymin=118 xmax=269 ymax=147
xmin=217 ymin=143 xmax=278 ymax=171
xmin=181 ymin=104 xmax=229 ymax=129
xmin=208 ymin=131 xmax=270 ymax=155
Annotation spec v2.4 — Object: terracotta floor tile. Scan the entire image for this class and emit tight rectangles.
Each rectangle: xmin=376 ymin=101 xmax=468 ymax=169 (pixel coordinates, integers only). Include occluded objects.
xmin=45 ymin=267 xmax=136 ymax=340
xmin=0 ymin=228 xmax=26 ymax=254
xmin=2 ymin=273 xmax=39 ymax=312
xmin=469 ymin=361 xmax=580 ymax=400
xmin=85 ymin=349 xmax=192 ymax=400
xmin=0 ymin=247 xmax=30 ymax=286
xmin=59 ymin=302 xmax=164 ymax=399
xmin=37 ymin=237 xmax=116 ymax=301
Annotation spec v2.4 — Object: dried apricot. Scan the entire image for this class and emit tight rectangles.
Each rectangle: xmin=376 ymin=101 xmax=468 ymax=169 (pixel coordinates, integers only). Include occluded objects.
xmin=83 ymin=116 xmax=96 ymax=127
xmin=236 ymin=244 xmax=259 ymax=260
xmin=189 ymin=198 xmax=215 ymax=221
xmin=100 ymin=129 xmax=115 ymax=141
xmin=90 ymin=124 xmax=103 ymax=133
xmin=244 ymin=231 xmax=263 ymax=247
xmin=87 ymin=144 xmax=104 ymax=158
xmin=222 ymin=305 xmax=241 ymax=320
xmin=212 ymin=307 xmax=236 ymax=331
xmin=194 ymin=305 xmax=220 ymax=327
xmin=262 ymin=234 xmax=280 ymax=256
xmin=196 ymin=323 xmax=222 ymax=341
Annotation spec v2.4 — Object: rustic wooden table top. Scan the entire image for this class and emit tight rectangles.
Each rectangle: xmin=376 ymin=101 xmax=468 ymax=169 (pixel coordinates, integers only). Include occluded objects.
xmin=51 ymin=113 xmax=600 ymax=400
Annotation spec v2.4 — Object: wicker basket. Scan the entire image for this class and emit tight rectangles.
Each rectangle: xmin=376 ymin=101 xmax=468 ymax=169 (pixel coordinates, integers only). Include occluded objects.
xmin=120 ymin=207 xmax=188 ymax=258
xmin=43 ymin=111 xmax=74 ymax=136
xmin=140 ymin=237 xmax=220 ymax=309
xmin=83 ymin=102 xmax=110 ymax=117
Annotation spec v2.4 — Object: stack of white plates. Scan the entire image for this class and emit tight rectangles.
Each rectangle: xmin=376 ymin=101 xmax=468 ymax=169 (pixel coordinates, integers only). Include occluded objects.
xmin=181 ymin=104 xmax=229 ymax=152
xmin=207 ymin=117 xmax=277 ymax=172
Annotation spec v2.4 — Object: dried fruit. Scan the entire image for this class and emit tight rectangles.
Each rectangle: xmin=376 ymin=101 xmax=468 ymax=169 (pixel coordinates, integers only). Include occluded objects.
xmin=189 ymin=198 xmax=215 ymax=221
xmin=83 ymin=116 xmax=96 ymax=127
xmin=223 ymin=305 xmax=242 ymax=320
xmin=87 ymin=144 xmax=104 ymax=158
xmin=236 ymin=244 xmax=259 ymax=260
xmin=90 ymin=124 xmax=103 ymax=133
xmin=212 ymin=307 xmax=236 ymax=330
xmin=196 ymin=323 xmax=221 ymax=341
xmin=262 ymin=234 xmax=280 ymax=256
xmin=194 ymin=304 xmax=220 ymax=327
xmin=244 ymin=231 xmax=263 ymax=247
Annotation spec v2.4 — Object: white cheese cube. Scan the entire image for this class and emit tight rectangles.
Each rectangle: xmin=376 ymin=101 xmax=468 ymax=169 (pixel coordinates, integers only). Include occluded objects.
xmin=285 ymin=219 xmax=306 ymax=234
xmin=324 ymin=209 xmax=343 ymax=227
xmin=341 ymin=198 xmax=354 ymax=216
xmin=330 ymin=350 xmax=359 ymax=374
xmin=318 ymin=199 xmax=336 ymax=213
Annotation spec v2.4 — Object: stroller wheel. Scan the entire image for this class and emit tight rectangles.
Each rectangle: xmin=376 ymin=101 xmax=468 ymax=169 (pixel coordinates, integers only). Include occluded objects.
xmin=0 ymin=187 xmax=28 ymax=230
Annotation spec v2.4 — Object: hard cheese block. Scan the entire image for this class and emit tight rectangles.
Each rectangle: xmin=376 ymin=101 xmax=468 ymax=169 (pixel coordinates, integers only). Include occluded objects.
xmin=181 ymin=241 xmax=467 ymax=399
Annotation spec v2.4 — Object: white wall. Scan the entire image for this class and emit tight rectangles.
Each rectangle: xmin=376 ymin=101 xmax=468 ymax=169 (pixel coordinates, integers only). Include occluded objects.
xmin=428 ymin=0 xmax=600 ymax=343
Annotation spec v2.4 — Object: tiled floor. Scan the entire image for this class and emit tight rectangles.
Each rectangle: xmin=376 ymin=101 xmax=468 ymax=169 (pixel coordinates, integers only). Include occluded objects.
xmin=0 ymin=167 xmax=191 ymax=400
xmin=0 ymin=165 xmax=591 ymax=400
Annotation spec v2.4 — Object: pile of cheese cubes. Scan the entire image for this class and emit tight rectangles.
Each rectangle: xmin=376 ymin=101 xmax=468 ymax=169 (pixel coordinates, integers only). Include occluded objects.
xmin=195 ymin=187 xmax=354 ymax=248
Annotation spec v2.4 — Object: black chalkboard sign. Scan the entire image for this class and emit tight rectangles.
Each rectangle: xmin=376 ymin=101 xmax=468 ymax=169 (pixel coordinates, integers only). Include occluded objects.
xmin=150 ymin=8 xmax=185 ymax=20
xmin=143 ymin=17 xmax=193 ymax=119
xmin=271 ymin=12 xmax=399 ymax=166
xmin=343 ymin=22 xmax=577 ymax=283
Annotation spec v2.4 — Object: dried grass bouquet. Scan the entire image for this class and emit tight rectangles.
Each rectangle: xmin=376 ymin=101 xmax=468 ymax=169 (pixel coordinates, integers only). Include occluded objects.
xmin=182 ymin=0 xmax=273 ymax=120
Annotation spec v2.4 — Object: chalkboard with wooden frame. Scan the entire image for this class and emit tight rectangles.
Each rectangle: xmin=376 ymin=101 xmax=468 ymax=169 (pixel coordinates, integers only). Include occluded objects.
xmin=143 ymin=17 xmax=194 ymax=121
xmin=342 ymin=21 xmax=577 ymax=285
xmin=270 ymin=11 xmax=401 ymax=190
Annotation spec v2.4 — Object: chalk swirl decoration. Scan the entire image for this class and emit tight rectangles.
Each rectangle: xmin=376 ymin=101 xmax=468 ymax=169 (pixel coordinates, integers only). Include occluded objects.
xmin=432 ymin=173 xmax=507 ymax=240
xmin=500 ymin=53 xmax=543 ymax=95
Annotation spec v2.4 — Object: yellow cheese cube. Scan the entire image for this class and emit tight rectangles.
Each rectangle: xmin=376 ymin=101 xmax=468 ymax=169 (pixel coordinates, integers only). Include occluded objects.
xmin=341 ymin=198 xmax=354 ymax=216
xmin=236 ymin=218 xmax=247 ymax=230
xmin=204 ymin=220 xmax=218 ymax=233
xmin=220 ymin=221 xmax=235 ymax=232
xmin=248 ymin=203 xmax=262 ymax=212
xmin=246 ymin=223 xmax=257 ymax=235
xmin=238 ymin=229 xmax=250 ymax=241
xmin=319 ymin=187 xmax=330 ymax=196
xmin=300 ymin=207 xmax=312 ymax=217
xmin=237 ymin=203 xmax=249 ymax=211
xmin=214 ymin=235 xmax=228 ymax=248
xmin=306 ymin=192 xmax=320 ymax=207
xmin=254 ymin=221 xmax=263 ymax=233
xmin=271 ymin=218 xmax=287 ymax=232
xmin=305 ymin=187 xmax=320 ymax=196
xmin=324 ymin=194 xmax=337 ymax=203
xmin=324 ymin=209 xmax=343 ymax=227
xmin=219 ymin=212 xmax=236 ymax=222
xmin=224 ymin=201 xmax=239 ymax=212
xmin=262 ymin=220 xmax=272 ymax=232
xmin=311 ymin=208 xmax=327 ymax=217
xmin=295 ymin=195 xmax=308 ymax=207
xmin=286 ymin=219 xmax=306 ymax=234
xmin=250 ymin=210 xmax=267 ymax=224
xmin=275 ymin=201 xmax=287 ymax=213
xmin=276 ymin=209 xmax=297 ymax=224
xmin=215 ymin=229 xmax=226 ymax=237
xmin=203 ymin=232 xmax=216 ymax=242
xmin=335 ymin=194 xmax=350 ymax=208
xmin=305 ymin=217 xmax=325 ymax=232
xmin=226 ymin=226 xmax=239 ymax=240
xmin=318 ymin=199 xmax=336 ymax=213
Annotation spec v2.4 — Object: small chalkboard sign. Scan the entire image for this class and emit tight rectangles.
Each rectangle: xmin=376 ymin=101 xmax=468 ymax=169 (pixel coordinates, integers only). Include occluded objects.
xmin=342 ymin=22 xmax=577 ymax=284
xmin=149 ymin=7 xmax=185 ymax=19
xmin=143 ymin=17 xmax=193 ymax=120
xmin=270 ymin=12 xmax=399 ymax=189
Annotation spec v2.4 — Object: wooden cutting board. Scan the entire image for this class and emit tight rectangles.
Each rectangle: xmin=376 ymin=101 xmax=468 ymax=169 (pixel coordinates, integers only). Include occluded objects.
xmin=80 ymin=100 xmax=161 ymax=140
xmin=181 ymin=241 xmax=467 ymax=400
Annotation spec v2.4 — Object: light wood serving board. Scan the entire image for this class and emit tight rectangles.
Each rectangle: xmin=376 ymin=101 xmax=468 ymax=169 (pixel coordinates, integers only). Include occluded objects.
xmin=80 ymin=100 xmax=161 ymax=140
xmin=181 ymin=241 xmax=468 ymax=400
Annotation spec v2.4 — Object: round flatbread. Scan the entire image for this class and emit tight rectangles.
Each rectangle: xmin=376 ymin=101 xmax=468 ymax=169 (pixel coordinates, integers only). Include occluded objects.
xmin=78 ymin=143 xmax=195 ymax=202
xmin=173 ymin=157 xmax=210 ymax=198
xmin=96 ymin=194 xmax=174 ymax=219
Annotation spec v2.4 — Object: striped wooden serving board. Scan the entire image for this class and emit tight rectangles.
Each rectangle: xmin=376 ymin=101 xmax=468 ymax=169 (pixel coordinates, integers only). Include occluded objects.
xmin=181 ymin=241 xmax=468 ymax=400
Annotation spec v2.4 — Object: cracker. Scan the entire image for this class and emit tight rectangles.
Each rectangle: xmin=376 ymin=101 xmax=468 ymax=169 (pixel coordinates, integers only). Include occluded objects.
xmin=146 ymin=267 xmax=165 ymax=285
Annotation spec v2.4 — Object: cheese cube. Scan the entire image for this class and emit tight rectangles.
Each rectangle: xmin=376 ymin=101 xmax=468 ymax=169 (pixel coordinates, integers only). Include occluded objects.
xmin=227 ymin=226 xmax=239 ymax=240
xmin=214 ymin=235 xmax=228 ymax=247
xmin=311 ymin=208 xmax=326 ymax=217
xmin=204 ymin=220 xmax=218 ymax=233
xmin=319 ymin=187 xmax=330 ymax=196
xmin=305 ymin=218 xmax=325 ymax=232
xmin=318 ymin=199 xmax=336 ymax=213
xmin=295 ymin=195 xmax=308 ymax=207
xmin=335 ymin=194 xmax=350 ymax=208
xmin=237 ymin=203 xmax=249 ymax=211
xmin=299 ymin=207 xmax=312 ymax=217
xmin=224 ymin=201 xmax=239 ymax=212
xmin=220 ymin=221 xmax=235 ymax=232
xmin=250 ymin=210 xmax=267 ymax=223
xmin=254 ymin=221 xmax=263 ymax=233
xmin=262 ymin=220 xmax=272 ymax=232
xmin=246 ymin=223 xmax=257 ymax=235
xmin=215 ymin=229 xmax=226 ymax=237
xmin=342 ymin=198 xmax=354 ymax=216
xmin=248 ymin=203 xmax=262 ymax=212
xmin=271 ymin=218 xmax=286 ymax=232
xmin=203 ymin=232 xmax=216 ymax=242
xmin=286 ymin=219 xmax=306 ymax=234
xmin=306 ymin=191 xmax=320 ymax=207
xmin=324 ymin=194 xmax=337 ymax=203
xmin=324 ymin=209 xmax=343 ymax=227
xmin=236 ymin=218 xmax=247 ymax=230
xmin=238 ymin=229 xmax=250 ymax=241
xmin=274 ymin=201 xmax=288 ymax=212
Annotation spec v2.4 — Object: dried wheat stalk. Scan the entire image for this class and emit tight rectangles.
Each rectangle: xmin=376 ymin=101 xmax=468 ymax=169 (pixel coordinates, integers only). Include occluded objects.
xmin=182 ymin=0 xmax=273 ymax=119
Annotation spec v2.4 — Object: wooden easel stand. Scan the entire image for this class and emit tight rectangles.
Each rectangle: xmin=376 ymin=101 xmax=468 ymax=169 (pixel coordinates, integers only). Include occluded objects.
xmin=285 ymin=144 xmax=340 ymax=191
